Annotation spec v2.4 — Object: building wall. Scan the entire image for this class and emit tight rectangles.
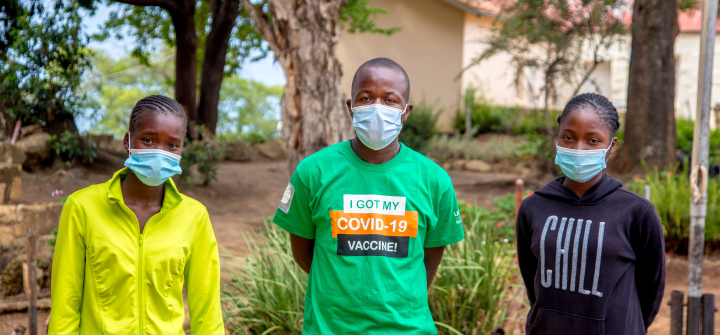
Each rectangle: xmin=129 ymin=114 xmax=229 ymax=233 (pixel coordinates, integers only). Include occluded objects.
xmin=335 ymin=0 xmax=465 ymax=131
xmin=461 ymin=13 xmax=522 ymax=107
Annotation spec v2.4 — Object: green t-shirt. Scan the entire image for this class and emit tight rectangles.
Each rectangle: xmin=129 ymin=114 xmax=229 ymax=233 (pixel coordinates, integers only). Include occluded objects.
xmin=273 ymin=140 xmax=464 ymax=334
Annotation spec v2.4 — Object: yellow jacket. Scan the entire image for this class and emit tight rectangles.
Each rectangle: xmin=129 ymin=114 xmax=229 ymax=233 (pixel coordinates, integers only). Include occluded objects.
xmin=49 ymin=168 xmax=224 ymax=334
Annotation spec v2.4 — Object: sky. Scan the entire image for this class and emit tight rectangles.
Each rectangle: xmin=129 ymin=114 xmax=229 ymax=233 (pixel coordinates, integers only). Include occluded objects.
xmin=82 ymin=4 xmax=287 ymax=87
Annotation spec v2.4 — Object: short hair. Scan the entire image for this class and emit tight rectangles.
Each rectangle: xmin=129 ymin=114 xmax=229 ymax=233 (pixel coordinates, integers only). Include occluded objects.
xmin=129 ymin=95 xmax=187 ymax=137
xmin=351 ymin=57 xmax=410 ymax=101
xmin=557 ymin=93 xmax=621 ymax=136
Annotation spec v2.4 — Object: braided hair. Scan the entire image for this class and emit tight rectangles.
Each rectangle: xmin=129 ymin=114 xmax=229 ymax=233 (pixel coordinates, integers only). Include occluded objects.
xmin=129 ymin=95 xmax=187 ymax=137
xmin=557 ymin=93 xmax=621 ymax=136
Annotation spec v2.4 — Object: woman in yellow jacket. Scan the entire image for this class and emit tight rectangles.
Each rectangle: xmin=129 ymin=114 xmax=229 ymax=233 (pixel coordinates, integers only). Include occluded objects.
xmin=49 ymin=95 xmax=225 ymax=334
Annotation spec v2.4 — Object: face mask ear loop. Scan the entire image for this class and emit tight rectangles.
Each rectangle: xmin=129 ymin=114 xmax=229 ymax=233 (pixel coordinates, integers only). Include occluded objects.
xmin=605 ymin=139 xmax=614 ymax=164
xmin=127 ymin=132 xmax=131 ymax=157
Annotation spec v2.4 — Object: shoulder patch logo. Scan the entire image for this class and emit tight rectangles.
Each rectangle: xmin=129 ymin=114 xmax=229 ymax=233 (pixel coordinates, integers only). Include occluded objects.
xmin=278 ymin=183 xmax=295 ymax=213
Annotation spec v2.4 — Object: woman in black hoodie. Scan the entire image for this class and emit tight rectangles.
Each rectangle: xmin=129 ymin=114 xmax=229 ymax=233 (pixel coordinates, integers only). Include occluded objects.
xmin=516 ymin=93 xmax=665 ymax=335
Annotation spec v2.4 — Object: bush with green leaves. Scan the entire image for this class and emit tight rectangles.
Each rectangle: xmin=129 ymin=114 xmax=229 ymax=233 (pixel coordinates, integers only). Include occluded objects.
xmin=49 ymin=131 xmax=98 ymax=167
xmin=453 ymin=97 xmax=560 ymax=136
xmin=628 ymin=164 xmax=720 ymax=254
xmin=676 ymin=118 xmax=720 ymax=164
xmin=399 ymin=100 xmax=440 ymax=153
xmin=179 ymin=140 xmax=224 ymax=186
xmin=424 ymin=133 xmax=541 ymax=165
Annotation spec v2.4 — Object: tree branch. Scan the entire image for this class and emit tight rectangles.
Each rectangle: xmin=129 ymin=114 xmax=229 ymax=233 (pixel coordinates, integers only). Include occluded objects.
xmin=113 ymin=0 xmax=178 ymax=12
xmin=239 ymin=0 xmax=280 ymax=53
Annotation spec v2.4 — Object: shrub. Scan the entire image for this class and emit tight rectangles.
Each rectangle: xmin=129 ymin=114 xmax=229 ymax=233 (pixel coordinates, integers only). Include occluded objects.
xmin=453 ymin=96 xmax=560 ymax=136
xmin=179 ymin=140 xmax=224 ymax=186
xmin=676 ymin=118 xmax=720 ymax=164
xmin=424 ymin=133 xmax=541 ymax=164
xmin=627 ymin=164 xmax=720 ymax=254
xmin=222 ymin=219 xmax=306 ymax=334
xmin=49 ymin=131 xmax=97 ymax=167
xmin=399 ymin=100 xmax=440 ymax=153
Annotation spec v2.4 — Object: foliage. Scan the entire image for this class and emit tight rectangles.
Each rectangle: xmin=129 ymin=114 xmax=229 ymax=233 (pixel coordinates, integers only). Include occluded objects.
xmin=628 ymin=164 xmax=720 ymax=254
xmin=216 ymin=76 xmax=283 ymax=141
xmin=0 ymin=0 xmax=94 ymax=129
xmin=468 ymin=0 xmax=628 ymax=135
xmin=399 ymin=100 xmax=440 ymax=153
xmin=100 ymin=1 xmax=265 ymax=75
xmin=222 ymin=219 xmax=307 ymax=334
xmin=429 ymin=216 xmax=516 ymax=334
xmin=676 ymin=118 xmax=720 ymax=164
xmin=179 ymin=140 xmax=224 ymax=186
xmin=49 ymin=131 xmax=98 ymax=167
xmin=80 ymin=49 xmax=174 ymax=137
xmin=454 ymin=96 xmax=560 ymax=136
xmin=425 ymin=134 xmax=541 ymax=165
xmin=340 ymin=0 xmax=401 ymax=35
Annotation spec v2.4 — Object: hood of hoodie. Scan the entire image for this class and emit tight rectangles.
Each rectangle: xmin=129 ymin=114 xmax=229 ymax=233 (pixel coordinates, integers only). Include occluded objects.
xmin=534 ymin=173 xmax=623 ymax=205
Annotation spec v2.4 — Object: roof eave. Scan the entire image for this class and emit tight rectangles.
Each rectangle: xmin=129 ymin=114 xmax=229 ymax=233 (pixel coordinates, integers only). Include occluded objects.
xmin=438 ymin=0 xmax=499 ymax=18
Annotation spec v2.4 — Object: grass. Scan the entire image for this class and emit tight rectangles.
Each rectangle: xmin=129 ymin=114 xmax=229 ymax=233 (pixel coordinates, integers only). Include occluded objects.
xmin=627 ymin=163 xmax=720 ymax=254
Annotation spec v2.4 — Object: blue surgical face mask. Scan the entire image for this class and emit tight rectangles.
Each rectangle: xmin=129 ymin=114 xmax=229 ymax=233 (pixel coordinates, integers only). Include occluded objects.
xmin=555 ymin=142 xmax=613 ymax=183
xmin=351 ymin=103 xmax=407 ymax=150
xmin=124 ymin=132 xmax=182 ymax=186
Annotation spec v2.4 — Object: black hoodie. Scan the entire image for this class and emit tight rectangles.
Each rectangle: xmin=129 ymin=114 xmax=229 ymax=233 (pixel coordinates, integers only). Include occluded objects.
xmin=516 ymin=174 xmax=665 ymax=335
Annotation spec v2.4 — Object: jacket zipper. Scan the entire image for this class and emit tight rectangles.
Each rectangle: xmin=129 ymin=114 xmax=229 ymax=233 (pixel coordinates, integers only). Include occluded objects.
xmin=138 ymin=233 xmax=144 ymax=335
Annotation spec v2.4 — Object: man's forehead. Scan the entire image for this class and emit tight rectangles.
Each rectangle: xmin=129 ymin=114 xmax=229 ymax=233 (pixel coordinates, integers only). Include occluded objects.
xmin=353 ymin=67 xmax=408 ymax=95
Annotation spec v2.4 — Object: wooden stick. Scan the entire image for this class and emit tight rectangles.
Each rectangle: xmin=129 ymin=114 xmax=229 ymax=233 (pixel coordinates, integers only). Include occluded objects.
xmin=27 ymin=226 xmax=37 ymax=335
xmin=10 ymin=120 xmax=21 ymax=145
xmin=515 ymin=179 xmax=524 ymax=217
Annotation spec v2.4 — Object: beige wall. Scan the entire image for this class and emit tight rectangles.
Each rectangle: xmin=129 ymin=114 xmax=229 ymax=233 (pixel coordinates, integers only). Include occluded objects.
xmin=461 ymin=13 xmax=523 ymax=106
xmin=335 ymin=0 xmax=465 ymax=131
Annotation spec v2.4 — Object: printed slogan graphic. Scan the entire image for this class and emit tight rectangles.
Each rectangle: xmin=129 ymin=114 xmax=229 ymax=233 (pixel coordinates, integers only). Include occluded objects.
xmin=331 ymin=194 xmax=418 ymax=258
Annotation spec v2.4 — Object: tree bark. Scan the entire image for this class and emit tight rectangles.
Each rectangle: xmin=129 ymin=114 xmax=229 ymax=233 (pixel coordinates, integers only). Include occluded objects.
xmin=169 ymin=3 xmax=200 ymax=140
xmin=198 ymin=0 xmax=240 ymax=136
xmin=615 ymin=0 xmax=678 ymax=172
xmin=45 ymin=112 xmax=79 ymax=136
xmin=241 ymin=0 xmax=353 ymax=174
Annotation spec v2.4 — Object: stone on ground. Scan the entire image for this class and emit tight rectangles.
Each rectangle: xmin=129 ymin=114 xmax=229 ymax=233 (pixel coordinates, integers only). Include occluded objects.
xmin=254 ymin=138 xmax=286 ymax=161
xmin=0 ymin=141 xmax=26 ymax=165
xmin=15 ymin=132 xmax=51 ymax=162
xmin=225 ymin=141 xmax=252 ymax=162
xmin=0 ymin=163 xmax=22 ymax=204
xmin=465 ymin=159 xmax=492 ymax=173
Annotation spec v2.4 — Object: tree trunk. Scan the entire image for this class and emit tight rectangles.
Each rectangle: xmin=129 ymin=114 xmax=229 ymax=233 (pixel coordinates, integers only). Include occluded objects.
xmin=45 ymin=112 xmax=79 ymax=136
xmin=242 ymin=0 xmax=354 ymax=174
xmin=615 ymin=0 xmax=678 ymax=172
xmin=197 ymin=0 xmax=240 ymax=136
xmin=170 ymin=3 xmax=200 ymax=140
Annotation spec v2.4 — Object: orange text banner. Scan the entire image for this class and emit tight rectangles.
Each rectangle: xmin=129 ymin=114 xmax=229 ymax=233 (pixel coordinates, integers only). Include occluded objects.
xmin=329 ymin=210 xmax=418 ymax=238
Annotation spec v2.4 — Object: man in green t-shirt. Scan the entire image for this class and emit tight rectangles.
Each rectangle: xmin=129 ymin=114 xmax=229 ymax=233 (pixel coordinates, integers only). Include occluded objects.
xmin=273 ymin=57 xmax=464 ymax=334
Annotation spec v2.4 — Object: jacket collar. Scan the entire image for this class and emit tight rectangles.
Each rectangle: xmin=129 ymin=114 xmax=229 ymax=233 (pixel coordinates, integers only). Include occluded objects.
xmin=106 ymin=167 xmax=183 ymax=212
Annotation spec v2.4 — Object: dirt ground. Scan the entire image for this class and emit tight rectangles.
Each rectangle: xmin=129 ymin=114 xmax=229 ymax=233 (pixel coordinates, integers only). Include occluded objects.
xmin=2 ymin=160 xmax=720 ymax=334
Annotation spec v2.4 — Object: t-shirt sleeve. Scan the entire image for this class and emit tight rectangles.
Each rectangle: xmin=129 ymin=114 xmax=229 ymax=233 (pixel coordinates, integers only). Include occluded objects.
xmin=424 ymin=182 xmax=464 ymax=248
xmin=272 ymin=171 xmax=316 ymax=239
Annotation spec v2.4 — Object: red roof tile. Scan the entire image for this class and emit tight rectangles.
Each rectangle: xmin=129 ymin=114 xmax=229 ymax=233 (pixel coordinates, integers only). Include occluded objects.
xmin=678 ymin=10 xmax=720 ymax=32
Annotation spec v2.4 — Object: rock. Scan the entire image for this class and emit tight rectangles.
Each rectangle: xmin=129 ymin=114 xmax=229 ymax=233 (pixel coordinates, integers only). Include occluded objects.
xmin=20 ymin=124 xmax=43 ymax=138
xmin=465 ymin=159 xmax=492 ymax=173
xmin=0 ymin=257 xmax=23 ymax=296
xmin=441 ymin=162 xmax=452 ymax=171
xmin=0 ymin=163 xmax=22 ymax=204
xmin=451 ymin=160 xmax=466 ymax=170
xmin=254 ymin=138 xmax=286 ymax=161
xmin=225 ymin=141 xmax=252 ymax=162
xmin=15 ymin=132 xmax=51 ymax=161
xmin=0 ymin=141 xmax=26 ymax=164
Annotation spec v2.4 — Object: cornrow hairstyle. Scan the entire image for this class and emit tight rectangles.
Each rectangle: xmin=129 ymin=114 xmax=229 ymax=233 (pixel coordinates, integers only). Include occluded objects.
xmin=557 ymin=93 xmax=621 ymax=136
xmin=351 ymin=57 xmax=410 ymax=101
xmin=128 ymin=95 xmax=187 ymax=137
